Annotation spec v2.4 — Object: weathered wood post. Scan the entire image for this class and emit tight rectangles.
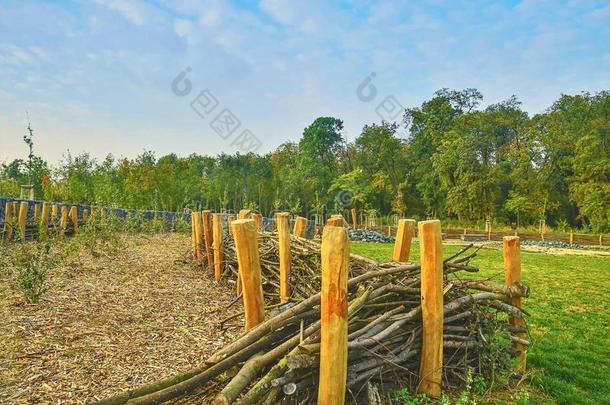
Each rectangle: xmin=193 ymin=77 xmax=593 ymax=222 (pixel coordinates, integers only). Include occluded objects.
xmin=3 ymin=201 xmax=13 ymax=240
xmin=326 ymin=215 xmax=344 ymax=227
xmin=202 ymin=210 xmax=215 ymax=272
xmin=33 ymin=203 xmax=40 ymax=221
xmin=82 ymin=208 xmax=89 ymax=224
xmin=418 ymin=219 xmax=444 ymax=397
xmin=51 ymin=204 xmax=58 ymax=222
xmin=231 ymin=219 xmax=265 ymax=330
xmin=318 ymin=225 xmax=349 ymax=405
xmin=599 ymin=234 xmax=603 ymax=247
xmin=41 ymin=202 xmax=50 ymax=240
xmin=569 ymin=231 xmax=574 ymax=245
xmin=69 ymin=205 xmax=78 ymax=232
xmin=90 ymin=206 xmax=97 ymax=223
xmin=503 ymin=236 xmax=527 ymax=375
xmin=59 ymin=205 xmax=69 ymax=237
xmin=192 ymin=211 xmax=203 ymax=261
xmin=252 ymin=213 xmax=263 ymax=230
xmin=227 ymin=216 xmax=234 ymax=236
xmin=351 ymin=208 xmax=357 ymax=230
xmin=293 ymin=216 xmax=307 ymax=237
xmin=393 ymin=219 xmax=416 ymax=262
xmin=18 ymin=201 xmax=28 ymax=241
xmin=212 ymin=214 xmax=224 ymax=281
xmin=276 ymin=212 xmax=291 ymax=303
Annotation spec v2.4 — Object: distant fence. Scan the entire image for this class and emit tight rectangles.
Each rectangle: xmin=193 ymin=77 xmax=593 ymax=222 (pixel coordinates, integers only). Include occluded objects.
xmin=365 ymin=224 xmax=610 ymax=248
xmin=0 ymin=197 xmax=315 ymax=242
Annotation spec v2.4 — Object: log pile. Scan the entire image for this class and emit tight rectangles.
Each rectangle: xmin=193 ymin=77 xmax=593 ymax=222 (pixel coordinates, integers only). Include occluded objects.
xmin=218 ymin=233 xmax=377 ymax=302
xmin=97 ymin=233 xmax=530 ymax=405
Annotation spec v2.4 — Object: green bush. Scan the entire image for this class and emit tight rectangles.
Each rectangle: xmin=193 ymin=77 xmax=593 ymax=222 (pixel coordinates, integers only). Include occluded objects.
xmin=11 ymin=241 xmax=53 ymax=303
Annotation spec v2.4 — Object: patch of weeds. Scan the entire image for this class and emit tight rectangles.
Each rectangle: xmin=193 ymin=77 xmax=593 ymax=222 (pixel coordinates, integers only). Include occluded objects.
xmin=392 ymin=389 xmax=433 ymax=404
xmin=143 ymin=216 xmax=167 ymax=234
xmin=513 ymin=388 xmax=530 ymax=405
xmin=11 ymin=241 xmax=54 ymax=303
xmin=173 ymin=216 xmax=191 ymax=233
xmin=472 ymin=375 xmax=487 ymax=396
xmin=455 ymin=368 xmax=478 ymax=405
xmin=215 ymin=373 xmax=230 ymax=383
xmin=73 ymin=217 xmax=123 ymax=259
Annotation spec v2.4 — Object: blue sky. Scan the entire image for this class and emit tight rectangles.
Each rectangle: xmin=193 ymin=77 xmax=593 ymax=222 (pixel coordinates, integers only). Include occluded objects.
xmin=1 ymin=0 xmax=609 ymax=164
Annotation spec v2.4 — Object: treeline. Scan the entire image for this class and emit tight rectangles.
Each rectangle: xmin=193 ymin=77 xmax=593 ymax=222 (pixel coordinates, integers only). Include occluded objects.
xmin=1 ymin=89 xmax=609 ymax=232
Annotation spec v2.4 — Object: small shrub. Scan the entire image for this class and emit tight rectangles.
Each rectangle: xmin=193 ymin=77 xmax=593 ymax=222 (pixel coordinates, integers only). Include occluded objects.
xmin=75 ymin=220 xmax=122 ymax=258
xmin=392 ymin=389 xmax=432 ymax=404
xmin=143 ymin=216 xmax=167 ymax=234
xmin=455 ymin=368 xmax=477 ymax=405
xmin=472 ymin=375 xmax=487 ymax=396
xmin=514 ymin=388 xmax=530 ymax=405
xmin=12 ymin=241 xmax=53 ymax=303
xmin=173 ymin=216 xmax=191 ymax=233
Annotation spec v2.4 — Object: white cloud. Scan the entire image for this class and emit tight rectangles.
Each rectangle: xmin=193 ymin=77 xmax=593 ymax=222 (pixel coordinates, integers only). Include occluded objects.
xmin=0 ymin=45 xmax=45 ymax=66
xmin=174 ymin=19 xmax=192 ymax=38
xmin=93 ymin=0 xmax=147 ymax=25
xmin=199 ymin=9 xmax=220 ymax=27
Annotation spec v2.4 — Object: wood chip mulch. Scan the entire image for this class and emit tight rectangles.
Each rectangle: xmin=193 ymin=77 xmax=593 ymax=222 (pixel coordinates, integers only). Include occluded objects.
xmin=0 ymin=233 xmax=243 ymax=404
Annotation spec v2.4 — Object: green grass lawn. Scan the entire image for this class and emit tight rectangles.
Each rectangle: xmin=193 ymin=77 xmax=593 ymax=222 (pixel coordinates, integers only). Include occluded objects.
xmin=350 ymin=242 xmax=610 ymax=405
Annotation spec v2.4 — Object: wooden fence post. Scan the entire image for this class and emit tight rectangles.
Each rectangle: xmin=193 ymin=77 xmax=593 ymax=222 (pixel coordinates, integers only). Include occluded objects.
xmin=41 ymin=202 xmax=50 ymax=240
xmin=192 ymin=211 xmax=203 ymax=261
xmin=51 ymin=204 xmax=58 ymax=222
xmin=228 ymin=216 xmax=234 ymax=237
xmin=600 ymin=234 xmax=603 ymax=247
xmin=326 ymin=215 xmax=344 ymax=227
xmin=317 ymin=225 xmax=349 ymax=405
xmin=351 ymin=208 xmax=357 ymax=230
xmin=82 ymin=208 xmax=89 ymax=224
xmin=252 ymin=213 xmax=263 ymax=230
xmin=418 ymin=219 xmax=443 ymax=398
xmin=3 ymin=201 xmax=13 ymax=240
xmin=18 ymin=202 xmax=28 ymax=241
xmin=504 ymin=236 xmax=526 ymax=375
xmin=69 ymin=206 xmax=78 ymax=232
xmin=202 ymin=210 xmax=215 ymax=273
xmin=569 ymin=231 xmax=574 ymax=245
xmin=59 ymin=205 xmax=68 ymax=237
xmin=277 ymin=212 xmax=291 ymax=303
xmin=231 ymin=219 xmax=265 ymax=330
xmin=212 ymin=214 xmax=224 ymax=281
xmin=34 ymin=204 xmax=41 ymax=221
xmin=393 ymin=219 xmax=416 ymax=262
xmin=293 ymin=216 xmax=307 ymax=237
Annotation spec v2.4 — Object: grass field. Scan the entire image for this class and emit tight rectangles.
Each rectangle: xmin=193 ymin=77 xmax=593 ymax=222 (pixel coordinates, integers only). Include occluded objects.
xmin=351 ymin=242 xmax=610 ymax=405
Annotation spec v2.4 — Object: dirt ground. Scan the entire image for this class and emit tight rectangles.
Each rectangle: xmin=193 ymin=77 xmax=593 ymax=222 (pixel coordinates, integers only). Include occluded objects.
xmin=0 ymin=233 xmax=242 ymax=404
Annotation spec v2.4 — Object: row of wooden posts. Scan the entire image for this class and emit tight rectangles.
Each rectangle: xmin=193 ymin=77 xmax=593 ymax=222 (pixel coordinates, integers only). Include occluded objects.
xmin=352 ymin=207 xmax=607 ymax=247
xmin=2 ymin=200 xmax=95 ymax=241
xmin=191 ymin=212 xmax=526 ymax=402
